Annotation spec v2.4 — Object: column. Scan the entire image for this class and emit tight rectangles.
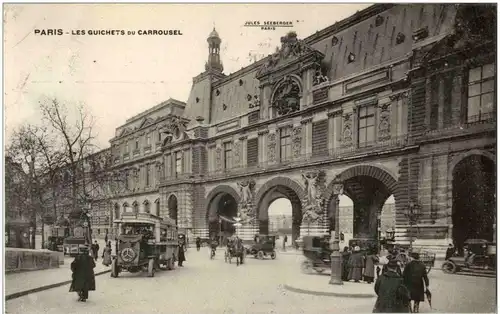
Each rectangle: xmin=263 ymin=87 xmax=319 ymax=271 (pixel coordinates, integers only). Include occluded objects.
xmin=438 ymin=77 xmax=445 ymax=129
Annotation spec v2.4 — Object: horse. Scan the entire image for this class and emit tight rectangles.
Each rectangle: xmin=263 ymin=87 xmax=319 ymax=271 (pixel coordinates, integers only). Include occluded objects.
xmin=232 ymin=238 xmax=245 ymax=266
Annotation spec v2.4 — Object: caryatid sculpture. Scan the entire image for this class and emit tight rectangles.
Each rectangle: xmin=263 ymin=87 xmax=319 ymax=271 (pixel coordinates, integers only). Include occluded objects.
xmin=301 ymin=170 xmax=325 ymax=223
xmin=237 ymin=180 xmax=256 ymax=222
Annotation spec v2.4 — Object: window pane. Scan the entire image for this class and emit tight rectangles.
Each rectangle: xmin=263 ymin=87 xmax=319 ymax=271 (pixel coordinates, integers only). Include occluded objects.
xmin=483 ymin=63 xmax=495 ymax=79
xmin=467 ymin=96 xmax=481 ymax=119
xmin=482 ymin=80 xmax=495 ymax=94
xmin=469 ymin=67 xmax=482 ymax=82
xmin=468 ymin=83 xmax=481 ymax=97
xmin=481 ymin=93 xmax=495 ymax=113
xmin=367 ymin=106 xmax=375 ymax=115
xmin=359 ymin=131 xmax=366 ymax=144
xmin=367 ymin=116 xmax=375 ymax=126
xmin=359 ymin=118 xmax=366 ymax=128
xmin=366 ymin=126 xmax=375 ymax=142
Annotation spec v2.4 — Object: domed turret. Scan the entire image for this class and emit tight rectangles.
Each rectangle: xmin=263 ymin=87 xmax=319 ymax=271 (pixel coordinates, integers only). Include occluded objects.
xmin=205 ymin=27 xmax=223 ymax=72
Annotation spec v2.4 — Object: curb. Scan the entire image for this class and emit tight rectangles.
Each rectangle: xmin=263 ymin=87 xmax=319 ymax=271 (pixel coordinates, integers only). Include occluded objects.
xmin=283 ymin=284 xmax=376 ymax=298
xmin=5 ymin=269 xmax=111 ymax=301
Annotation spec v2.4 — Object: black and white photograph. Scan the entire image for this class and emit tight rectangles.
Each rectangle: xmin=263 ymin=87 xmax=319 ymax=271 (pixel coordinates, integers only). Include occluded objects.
xmin=3 ymin=3 xmax=497 ymax=313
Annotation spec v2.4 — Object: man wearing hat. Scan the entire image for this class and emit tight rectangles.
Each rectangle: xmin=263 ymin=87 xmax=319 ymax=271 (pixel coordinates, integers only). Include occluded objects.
xmin=373 ymin=259 xmax=410 ymax=313
xmin=69 ymin=245 xmax=96 ymax=302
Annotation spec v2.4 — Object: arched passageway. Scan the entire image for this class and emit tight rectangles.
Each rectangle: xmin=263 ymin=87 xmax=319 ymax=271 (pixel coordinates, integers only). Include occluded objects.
xmin=255 ymin=178 xmax=304 ymax=245
xmin=168 ymin=195 xmax=178 ymax=225
xmin=206 ymin=188 xmax=239 ymax=240
xmin=324 ymin=166 xmax=397 ymax=251
xmin=452 ymin=155 xmax=495 ymax=254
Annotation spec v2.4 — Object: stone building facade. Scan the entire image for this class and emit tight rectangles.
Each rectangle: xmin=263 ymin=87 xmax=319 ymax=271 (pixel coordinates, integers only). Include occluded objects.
xmin=103 ymin=4 xmax=495 ymax=254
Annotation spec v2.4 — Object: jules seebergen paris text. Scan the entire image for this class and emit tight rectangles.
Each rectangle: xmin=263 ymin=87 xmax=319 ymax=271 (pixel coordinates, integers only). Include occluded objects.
xmin=34 ymin=29 xmax=183 ymax=36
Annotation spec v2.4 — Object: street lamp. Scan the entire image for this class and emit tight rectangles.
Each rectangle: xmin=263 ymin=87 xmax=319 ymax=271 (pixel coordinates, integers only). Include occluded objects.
xmin=329 ymin=182 xmax=344 ymax=285
xmin=404 ymin=200 xmax=421 ymax=251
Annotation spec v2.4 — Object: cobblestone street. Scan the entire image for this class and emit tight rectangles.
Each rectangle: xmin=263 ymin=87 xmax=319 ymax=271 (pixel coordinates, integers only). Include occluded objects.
xmin=6 ymin=249 xmax=496 ymax=314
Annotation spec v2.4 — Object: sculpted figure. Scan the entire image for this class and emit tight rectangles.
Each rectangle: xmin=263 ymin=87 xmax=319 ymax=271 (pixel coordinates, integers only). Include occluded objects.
xmin=302 ymin=172 xmax=319 ymax=205
xmin=237 ymin=180 xmax=254 ymax=205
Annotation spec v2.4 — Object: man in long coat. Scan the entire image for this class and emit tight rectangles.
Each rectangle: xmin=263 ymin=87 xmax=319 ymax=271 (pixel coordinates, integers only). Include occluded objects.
xmin=348 ymin=246 xmax=364 ymax=282
xmin=402 ymin=253 xmax=429 ymax=313
xmin=341 ymin=247 xmax=351 ymax=281
xmin=69 ymin=246 xmax=96 ymax=302
xmin=364 ymin=250 xmax=379 ymax=283
xmin=445 ymin=244 xmax=455 ymax=260
xmin=178 ymin=239 xmax=186 ymax=267
xmin=373 ymin=259 xmax=411 ymax=313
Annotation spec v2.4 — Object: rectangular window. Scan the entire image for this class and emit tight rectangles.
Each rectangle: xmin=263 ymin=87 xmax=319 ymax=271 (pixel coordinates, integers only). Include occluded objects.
xmin=467 ymin=63 xmax=495 ymax=123
xmin=135 ymin=140 xmax=139 ymax=150
xmin=175 ymin=152 xmax=182 ymax=175
xmin=223 ymin=142 xmax=232 ymax=170
xmin=443 ymin=73 xmax=453 ymax=128
xmin=146 ymin=135 xmax=151 ymax=146
xmin=429 ymin=76 xmax=439 ymax=130
xmin=125 ymin=143 xmax=130 ymax=153
xmin=157 ymin=132 xmax=162 ymax=142
xmin=358 ymin=105 xmax=376 ymax=148
xmin=279 ymin=127 xmax=292 ymax=161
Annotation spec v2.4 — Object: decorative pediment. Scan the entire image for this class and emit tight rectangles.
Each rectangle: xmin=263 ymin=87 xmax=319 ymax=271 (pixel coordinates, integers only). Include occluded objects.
xmin=160 ymin=115 xmax=190 ymax=146
xmin=139 ymin=117 xmax=154 ymax=129
xmin=256 ymin=31 xmax=322 ymax=77
xmin=118 ymin=128 xmax=133 ymax=138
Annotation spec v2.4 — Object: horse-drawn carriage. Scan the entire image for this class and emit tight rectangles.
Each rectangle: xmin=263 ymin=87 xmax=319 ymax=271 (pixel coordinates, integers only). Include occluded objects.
xmin=246 ymin=235 xmax=277 ymax=260
xmin=224 ymin=237 xmax=245 ymax=266
xmin=300 ymin=235 xmax=332 ymax=273
xmin=442 ymin=239 xmax=496 ymax=275
xmin=111 ymin=212 xmax=178 ymax=278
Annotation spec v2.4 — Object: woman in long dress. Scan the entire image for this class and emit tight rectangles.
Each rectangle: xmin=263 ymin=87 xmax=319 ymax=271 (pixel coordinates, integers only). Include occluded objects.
xmin=363 ymin=251 xmax=379 ymax=283
xmin=102 ymin=243 xmax=112 ymax=267
xmin=348 ymin=246 xmax=364 ymax=282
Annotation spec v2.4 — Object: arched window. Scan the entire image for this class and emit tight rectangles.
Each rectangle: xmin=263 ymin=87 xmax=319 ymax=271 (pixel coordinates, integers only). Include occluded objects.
xmin=143 ymin=200 xmax=151 ymax=213
xmin=132 ymin=201 xmax=139 ymax=214
xmin=123 ymin=202 xmax=129 ymax=213
xmin=154 ymin=199 xmax=160 ymax=216
xmin=271 ymin=77 xmax=301 ymax=118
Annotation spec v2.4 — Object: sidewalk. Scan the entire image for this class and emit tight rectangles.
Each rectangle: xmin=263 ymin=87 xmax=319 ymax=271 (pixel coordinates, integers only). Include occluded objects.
xmin=283 ymin=271 xmax=376 ymax=298
xmin=5 ymin=256 xmax=111 ymax=300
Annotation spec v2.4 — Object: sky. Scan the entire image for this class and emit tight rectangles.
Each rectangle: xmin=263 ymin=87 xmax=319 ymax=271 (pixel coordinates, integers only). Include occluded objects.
xmin=4 ymin=3 xmax=371 ymax=150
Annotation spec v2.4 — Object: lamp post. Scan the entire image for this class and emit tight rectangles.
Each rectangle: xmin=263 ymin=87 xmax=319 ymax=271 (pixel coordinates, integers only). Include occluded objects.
xmin=329 ymin=182 xmax=344 ymax=285
xmin=404 ymin=200 xmax=421 ymax=251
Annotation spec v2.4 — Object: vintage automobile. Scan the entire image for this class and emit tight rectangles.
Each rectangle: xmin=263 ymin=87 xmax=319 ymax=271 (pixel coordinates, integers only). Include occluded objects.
xmin=246 ymin=235 xmax=277 ymax=259
xmin=442 ymin=239 xmax=496 ymax=275
xmin=111 ymin=212 xmax=178 ymax=278
xmin=301 ymin=235 xmax=332 ymax=273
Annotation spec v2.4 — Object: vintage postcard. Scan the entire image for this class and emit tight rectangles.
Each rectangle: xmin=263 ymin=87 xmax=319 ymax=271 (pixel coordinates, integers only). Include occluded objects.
xmin=3 ymin=3 xmax=497 ymax=313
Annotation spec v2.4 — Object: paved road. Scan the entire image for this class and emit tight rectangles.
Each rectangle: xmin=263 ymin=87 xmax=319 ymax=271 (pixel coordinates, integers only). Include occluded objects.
xmin=6 ymin=249 xmax=496 ymax=313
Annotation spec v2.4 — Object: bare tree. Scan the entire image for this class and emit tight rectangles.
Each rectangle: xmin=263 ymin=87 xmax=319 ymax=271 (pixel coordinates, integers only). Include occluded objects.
xmin=6 ymin=124 xmax=62 ymax=248
xmin=40 ymin=98 xmax=98 ymax=226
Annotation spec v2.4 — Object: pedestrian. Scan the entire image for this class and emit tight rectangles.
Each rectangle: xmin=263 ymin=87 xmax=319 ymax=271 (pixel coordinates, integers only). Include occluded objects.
xmin=445 ymin=243 xmax=455 ymax=260
xmin=102 ymin=242 xmax=112 ymax=267
xmin=341 ymin=246 xmax=351 ymax=281
xmin=402 ymin=252 xmax=429 ymax=313
xmin=373 ymin=259 xmax=411 ymax=313
xmin=364 ymin=250 xmax=379 ymax=284
xmin=178 ymin=239 xmax=186 ymax=267
xmin=69 ymin=245 xmax=96 ymax=302
xmin=283 ymin=234 xmax=288 ymax=252
xmin=104 ymin=233 xmax=108 ymax=244
xmin=196 ymin=237 xmax=201 ymax=251
xmin=348 ymin=246 xmax=364 ymax=282
xmin=91 ymin=241 xmax=100 ymax=261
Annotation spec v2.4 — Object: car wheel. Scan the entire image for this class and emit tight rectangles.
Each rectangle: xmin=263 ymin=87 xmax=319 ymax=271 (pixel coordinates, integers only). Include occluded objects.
xmin=442 ymin=261 xmax=457 ymax=274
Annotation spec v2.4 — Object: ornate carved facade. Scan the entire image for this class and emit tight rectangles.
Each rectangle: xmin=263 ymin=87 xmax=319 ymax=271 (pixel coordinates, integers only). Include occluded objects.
xmin=83 ymin=5 xmax=495 ymax=257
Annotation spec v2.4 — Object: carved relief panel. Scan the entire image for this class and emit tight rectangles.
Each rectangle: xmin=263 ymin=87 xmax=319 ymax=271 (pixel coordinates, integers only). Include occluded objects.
xmin=378 ymin=102 xmax=391 ymax=141
xmin=291 ymin=126 xmax=302 ymax=158
xmin=301 ymin=170 xmax=326 ymax=223
xmin=233 ymin=141 xmax=241 ymax=167
xmin=215 ymin=147 xmax=222 ymax=171
xmin=237 ymin=180 xmax=256 ymax=222
xmin=268 ymin=133 xmax=277 ymax=162
xmin=341 ymin=113 xmax=353 ymax=147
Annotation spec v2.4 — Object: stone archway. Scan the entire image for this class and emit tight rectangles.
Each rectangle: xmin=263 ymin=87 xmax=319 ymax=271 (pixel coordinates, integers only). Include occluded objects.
xmin=451 ymin=153 xmax=495 ymax=255
xmin=205 ymin=185 xmax=241 ymax=239
xmin=323 ymin=165 xmax=398 ymax=248
xmin=255 ymin=177 xmax=306 ymax=242
xmin=168 ymin=194 xmax=178 ymax=224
